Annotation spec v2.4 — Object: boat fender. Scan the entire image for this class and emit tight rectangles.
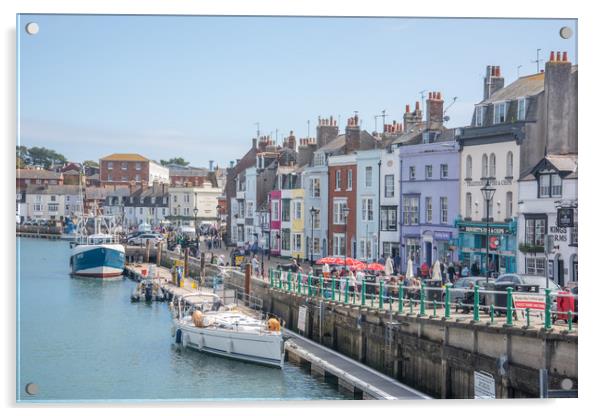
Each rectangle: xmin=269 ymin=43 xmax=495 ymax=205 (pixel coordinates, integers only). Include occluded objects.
xmin=175 ymin=329 xmax=182 ymax=344
xmin=267 ymin=318 xmax=281 ymax=332
xmin=192 ymin=310 xmax=205 ymax=328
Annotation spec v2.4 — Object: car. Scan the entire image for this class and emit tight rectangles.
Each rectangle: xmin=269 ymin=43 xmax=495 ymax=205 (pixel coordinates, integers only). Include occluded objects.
xmin=449 ymin=277 xmax=488 ymax=304
xmin=127 ymin=233 xmax=164 ymax=246
xmin=495 ymin=273 xmax=561 ymax=293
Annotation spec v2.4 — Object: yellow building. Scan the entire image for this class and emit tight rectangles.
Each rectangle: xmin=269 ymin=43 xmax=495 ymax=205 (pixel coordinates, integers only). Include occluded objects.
xmin=290 ymin=188 xmax=305 ymax=260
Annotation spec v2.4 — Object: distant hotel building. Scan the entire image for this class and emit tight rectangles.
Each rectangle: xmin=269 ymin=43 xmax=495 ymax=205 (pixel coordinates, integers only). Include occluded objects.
xmin=99 ymin=153 xmax=169 ymax=187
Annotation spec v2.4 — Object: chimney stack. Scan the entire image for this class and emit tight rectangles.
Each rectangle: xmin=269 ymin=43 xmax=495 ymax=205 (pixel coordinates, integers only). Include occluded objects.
xmin=426 ymin=91 xmax=444 ymax=130
xmin=544 ymin=51 xmax=574 ymax=154
xmin=483 ymin=65 xmax=505 ymax=100
xmin=209 ymin=160 xmax=214 ymax=172
xmin=404 ymin=101 xmax=423 ymax=133
xmin=316 ymin=114 xmax=339 ymax=148
xmin=345 ymin=113 xmax=361 ymax=153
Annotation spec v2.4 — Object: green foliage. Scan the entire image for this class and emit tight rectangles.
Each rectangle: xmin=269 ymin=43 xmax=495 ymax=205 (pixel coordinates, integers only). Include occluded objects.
xmin=83 ymin=160 xmax=99 ymax=168
xmin=17 ymin=145 xmax=67 ymax=169
xmin=518 ymin=243 xmax=544 ymax=254
xmin=160 ymin=157 xmax=189 ymax=166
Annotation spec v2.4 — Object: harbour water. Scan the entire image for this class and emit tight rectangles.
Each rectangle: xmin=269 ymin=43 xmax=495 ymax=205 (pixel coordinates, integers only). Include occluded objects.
xmin=17 ymin=238 xmax=346 ymax=402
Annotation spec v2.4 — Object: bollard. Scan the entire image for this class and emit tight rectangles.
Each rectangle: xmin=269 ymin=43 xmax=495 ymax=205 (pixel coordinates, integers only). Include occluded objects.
xmin=489 ymin=304 xmax=495 ymax=323
xmin=361 ymin=280 xmax=366 ymax=306
xmin=419 ymin=286 xmax=426 ymax=316
xmin=525 ymin=308 xmax=531 ymax=328
xmin=444 ymin=284 xmax=450 ymax=319
xmin=399 ymin=283 xmax=404 ymax=314
xmin=433 ymin=298 xmax=437 ymax=317
xmin=389 ymin=295 xmax=393 ymax=312
xmin=473 ymin=284 xmax=480 ymax=322
xmin=344 ymin=278 xmax=349 ymax=304
xmin=287 ymin=271 xmax=292 ymax=292
xmin=568 ymin=311 xmax=573 ymax=332
xmin=379 ymin=281 xmax=384 ymax=309
xmin=544 ymin=288 xmax=552 ymax=330
xmin=331 ymin=279 xmax=335 ymax=301
xmin=506 ymin=287 xmax=513 ymax=326
xmin=320 ymin=276 xmax=324 ymax=299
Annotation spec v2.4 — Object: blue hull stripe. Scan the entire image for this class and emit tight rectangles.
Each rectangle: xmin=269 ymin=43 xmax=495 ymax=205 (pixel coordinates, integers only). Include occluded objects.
xmin=71 ymin=247 xmax=125 ymax=274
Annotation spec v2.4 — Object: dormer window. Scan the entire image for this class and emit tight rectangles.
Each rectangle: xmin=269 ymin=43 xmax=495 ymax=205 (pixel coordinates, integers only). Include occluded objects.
xmin=493 ymin=102 xmax=507 ymax=124
xmin=475 ymin=106 xmax=485 ymax=127
xmin=517 ymin=97 xmax=527 ymax=121
xmin=538 ymin=172 xmax=562 ymax=198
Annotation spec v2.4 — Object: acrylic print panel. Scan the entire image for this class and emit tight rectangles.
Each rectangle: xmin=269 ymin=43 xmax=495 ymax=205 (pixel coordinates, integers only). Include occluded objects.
xmin=16 ymin=14 xmax=578 ymax=402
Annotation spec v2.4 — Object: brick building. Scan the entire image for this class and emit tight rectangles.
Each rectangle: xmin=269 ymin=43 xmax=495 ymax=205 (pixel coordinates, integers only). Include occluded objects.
xmin=328 ymin=154 xmax=357 ymax=258
xmin=99 ymin=153 xmax=169 ymax=187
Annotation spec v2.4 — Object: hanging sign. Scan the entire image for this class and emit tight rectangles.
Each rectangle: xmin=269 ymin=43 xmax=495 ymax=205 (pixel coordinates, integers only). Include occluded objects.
xmin=557 ymin=208 xmax=574 ymax=228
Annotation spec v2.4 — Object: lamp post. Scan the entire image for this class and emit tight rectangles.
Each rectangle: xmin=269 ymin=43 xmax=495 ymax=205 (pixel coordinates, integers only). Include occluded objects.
xmin=343 ymin=206 xmax=351 ymax=270
xmin=480 ymin=178 xmax=496 ymax=283
xmin=310 ymin=206 xmax=318 ymax=266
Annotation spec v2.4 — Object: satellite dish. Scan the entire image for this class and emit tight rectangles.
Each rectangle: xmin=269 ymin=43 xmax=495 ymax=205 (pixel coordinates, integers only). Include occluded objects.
xmin=443 ymin=115 xmax=450 ymax=122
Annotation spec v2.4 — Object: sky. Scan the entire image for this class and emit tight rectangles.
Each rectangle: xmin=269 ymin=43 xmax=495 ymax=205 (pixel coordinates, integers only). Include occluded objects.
xmin=17 ymin=15 xmax=577 ymax=168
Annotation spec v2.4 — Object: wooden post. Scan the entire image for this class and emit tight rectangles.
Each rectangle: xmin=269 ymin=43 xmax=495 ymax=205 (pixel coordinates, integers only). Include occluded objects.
xmin=144 ymin=239 xmax=151 ymax=263
xmin=156 ymin=242 xmax=162 ymax=266
xmin=244 ymin=262 xmax=251 ymax=306
xmin=184 ymin=247 xmax=189 ymax=278
xmin=200 ymin=252 xmax=205 ymax=277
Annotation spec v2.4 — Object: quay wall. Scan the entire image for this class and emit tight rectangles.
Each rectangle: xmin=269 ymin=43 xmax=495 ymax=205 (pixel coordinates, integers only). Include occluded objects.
xmin=148 ymin=248 xmax=578 ymax=399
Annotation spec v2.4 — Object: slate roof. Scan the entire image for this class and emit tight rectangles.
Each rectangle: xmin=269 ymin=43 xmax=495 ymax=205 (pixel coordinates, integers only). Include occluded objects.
xmin=17 ymin=169 xmax=63 ymax=180
xmin=26 ymin=185 xmax=82 ymax=195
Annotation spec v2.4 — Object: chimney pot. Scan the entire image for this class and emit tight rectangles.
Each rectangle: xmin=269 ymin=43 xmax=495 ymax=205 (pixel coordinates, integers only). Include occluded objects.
xmin=557 ymin=51 xmax=561 ymax=62
xmin=562 ymin=51 xmax=568 ymax=62
xmin=549 ymin=51 xmax=555 ymax=62
xmin=415 ymin=101 xmax=420 ymax=111
xmin=405 ymin=104 xmax=410 ymax=113
xmin=491 ymin=66 xmax=495 ymax=76
xmin=496 ymin=67 xmax=500 ymax=77
xmin=428 ymin=92 xmax=433 ymax=99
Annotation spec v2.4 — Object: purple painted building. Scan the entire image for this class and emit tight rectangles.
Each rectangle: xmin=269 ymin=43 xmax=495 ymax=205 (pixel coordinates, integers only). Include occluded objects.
xmin=399 ymin=140 xmax=460 ymax=273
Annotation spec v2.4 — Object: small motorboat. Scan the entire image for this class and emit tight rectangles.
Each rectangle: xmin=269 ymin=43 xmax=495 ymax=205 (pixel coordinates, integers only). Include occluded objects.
xmin=131 ymin=279 xmax=166 ymax=302
xmin=171 ymin=292 xmax=284 ymax=368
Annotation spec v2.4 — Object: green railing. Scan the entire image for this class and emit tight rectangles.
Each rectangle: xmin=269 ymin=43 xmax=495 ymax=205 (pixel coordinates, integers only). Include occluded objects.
xmin=265 ymin=268 xmax=578 ymax=330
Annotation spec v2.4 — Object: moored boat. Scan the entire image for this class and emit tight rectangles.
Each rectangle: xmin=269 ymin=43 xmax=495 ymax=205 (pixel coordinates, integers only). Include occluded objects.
xmin=69 ymin=210 xmax=125 ymax=278
xmin=171 ymin=293 xmax=284 ymax=368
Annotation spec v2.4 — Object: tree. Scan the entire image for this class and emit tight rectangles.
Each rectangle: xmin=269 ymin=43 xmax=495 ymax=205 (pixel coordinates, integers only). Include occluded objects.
xmin=160 ymin=157 xmax=189 ymax=167
xmin=83 ymin=160 xmax=99 ymax=168
xmin=26 ymin=146 xmax=67 ymax=169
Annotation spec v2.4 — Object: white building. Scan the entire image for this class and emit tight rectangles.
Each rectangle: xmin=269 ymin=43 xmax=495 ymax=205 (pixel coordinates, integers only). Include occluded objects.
xmin=148 ymin=161 xmax=170 ymax=184
xmin=379 ymin=147 xmax=401 ymax=259
xmin=169 ymin=183 xmax=222 ymax=228
xmin=24 ymin=185 xmax=82 ymax=222
xmin=517 ymin=155 xmax=577 ymax=286
xmin=356 ymin=149 xmax=381 ymax=262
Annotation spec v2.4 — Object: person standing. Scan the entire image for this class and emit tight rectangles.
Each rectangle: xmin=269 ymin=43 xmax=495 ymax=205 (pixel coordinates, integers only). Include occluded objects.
xmin=251 ymin=255 xmax=260 ymax=277
xmin=447 ymin=262 xmax=456 ymax=284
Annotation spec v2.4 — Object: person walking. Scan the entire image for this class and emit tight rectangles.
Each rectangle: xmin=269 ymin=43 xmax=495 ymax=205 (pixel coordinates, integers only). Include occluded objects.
xmin=471 ymin=260 xmax=480 ymax=277
xmin=251 ymin=255 xmax=260 ymax=277
xmin=447 ymin=262 xmax=456 ymax=284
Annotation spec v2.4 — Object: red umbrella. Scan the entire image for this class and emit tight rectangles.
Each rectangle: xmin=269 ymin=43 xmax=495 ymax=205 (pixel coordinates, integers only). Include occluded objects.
xmin=316 ymin=257 xmax=339 ymax=265
xmin=366 ymin=262 xmax=385 ymax=272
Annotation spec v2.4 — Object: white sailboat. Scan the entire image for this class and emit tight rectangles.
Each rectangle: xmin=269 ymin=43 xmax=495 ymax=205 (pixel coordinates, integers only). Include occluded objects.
xmin=171 ymin=292 xmax=284 ymax=368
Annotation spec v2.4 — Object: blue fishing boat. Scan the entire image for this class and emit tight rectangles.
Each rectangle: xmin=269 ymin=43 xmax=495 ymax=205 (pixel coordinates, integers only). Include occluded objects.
xmin=70 ymin=211 xmax=125 ymax=278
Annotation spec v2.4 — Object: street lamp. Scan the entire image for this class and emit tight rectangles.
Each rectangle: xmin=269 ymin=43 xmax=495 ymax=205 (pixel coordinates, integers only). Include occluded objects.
xmin=480 ymin=178 xmax=496 ymax=283
xmin=343 ymin=206 xmax=351 ymax=270
xmin=310 ymin=206 xmax=318 ymax=266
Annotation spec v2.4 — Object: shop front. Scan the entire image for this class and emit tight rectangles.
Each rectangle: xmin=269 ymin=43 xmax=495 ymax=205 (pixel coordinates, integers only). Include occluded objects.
xmin=456 ymin=219 xmax=517 ymax=275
